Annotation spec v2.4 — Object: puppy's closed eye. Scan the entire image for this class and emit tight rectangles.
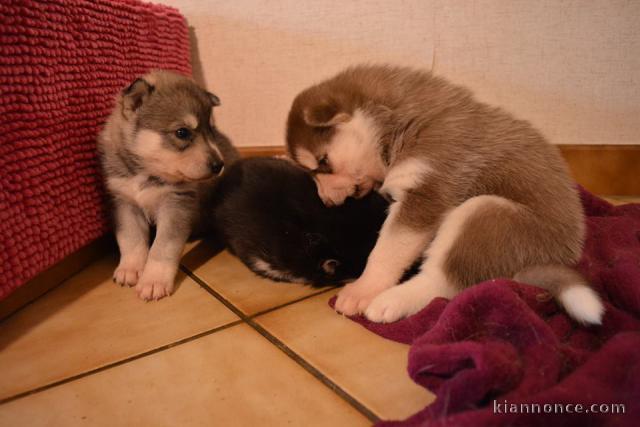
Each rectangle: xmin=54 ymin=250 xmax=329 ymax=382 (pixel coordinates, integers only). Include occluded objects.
xmin=316 ymin=155 xmax=332 ymax=173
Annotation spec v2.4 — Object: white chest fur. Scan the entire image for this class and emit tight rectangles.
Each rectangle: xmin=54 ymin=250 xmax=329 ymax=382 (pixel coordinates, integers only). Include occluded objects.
xmin=107 ymin=175 xmax=173 ymax=220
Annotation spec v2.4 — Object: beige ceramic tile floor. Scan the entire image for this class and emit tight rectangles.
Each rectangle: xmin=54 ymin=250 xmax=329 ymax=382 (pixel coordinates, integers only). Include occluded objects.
xmin=4 ymin=196 xmax=636 ymax=426
xmin=0 ymin=241 xmax=433 ymax=426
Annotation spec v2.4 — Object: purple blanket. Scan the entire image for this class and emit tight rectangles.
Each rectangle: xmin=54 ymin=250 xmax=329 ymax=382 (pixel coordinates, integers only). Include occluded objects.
xmin=332 ymin=189 xmax=640 ymax=426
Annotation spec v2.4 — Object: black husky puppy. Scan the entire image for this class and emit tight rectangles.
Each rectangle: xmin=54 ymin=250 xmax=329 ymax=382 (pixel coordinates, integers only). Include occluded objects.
xmin=209 ymin=157 xmax=388 ymax=286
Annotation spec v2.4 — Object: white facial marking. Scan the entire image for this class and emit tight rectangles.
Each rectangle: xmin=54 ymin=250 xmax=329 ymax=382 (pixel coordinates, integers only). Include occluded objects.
xmin=131 ymin=129 xmax=175 ymax=180
xmin=296 ymin=147 xmax=318 ymax=170
xmin=380 ymin=159 xmax=433 ymax=202
xmin=252 ymin=259 xmax=307 ymax=284
xmin=133 ymin=129 xmax=212 ymax=181
xmin=183 ymin=114 xmax=198 ymax=129
xmin=327 ymin=109 xmax=385 ymax=182
xmin=311 ymin=109 xmax=386 ymax=206
xmin=134 ymin=129 xmax=164 ymax=154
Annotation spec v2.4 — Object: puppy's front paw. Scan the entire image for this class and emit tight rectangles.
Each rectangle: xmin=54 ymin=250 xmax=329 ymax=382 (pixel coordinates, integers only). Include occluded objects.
xmin=113 ymin=257 xmax=146 ymax=287
xmin=135 ymin=262 xmax=177 ymax=301
xmin=335 ymin=280 xmax=385 ymax=316
xmin=365 ymin=285 xmax=424 ymax=323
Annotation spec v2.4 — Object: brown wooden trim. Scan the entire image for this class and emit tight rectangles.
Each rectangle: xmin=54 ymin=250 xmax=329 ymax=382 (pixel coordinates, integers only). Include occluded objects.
xmin=558 ymin=145 xmax=640 ymax=196
xmin=239 ymin=144 xmax=640 ymax=196
xmin=0 ymin=236 xmax=114 ymax=322
xmin=239 ymin=146 xmax=285 ymax=158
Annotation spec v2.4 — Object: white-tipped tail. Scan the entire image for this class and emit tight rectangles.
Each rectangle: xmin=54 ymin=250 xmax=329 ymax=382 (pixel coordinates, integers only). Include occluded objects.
xmin=514 ymin=264 xmax=605 ymax=325
xmin=556 ymin=284 xmax=604 ymax=325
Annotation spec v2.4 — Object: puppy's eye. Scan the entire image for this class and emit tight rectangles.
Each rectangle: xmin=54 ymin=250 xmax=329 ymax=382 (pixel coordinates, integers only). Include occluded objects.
xmin=175 ymin=128 xmax=192 ymax=140
xmin=315 ymin=154 xmax=332 ymax=173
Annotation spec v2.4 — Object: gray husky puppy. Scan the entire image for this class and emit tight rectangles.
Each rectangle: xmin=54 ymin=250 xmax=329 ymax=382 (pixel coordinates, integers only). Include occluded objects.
xmin=286 ymin=64 xmax=603 ymax=324
xmin=99 ymin=70 xmax=238 ymax=300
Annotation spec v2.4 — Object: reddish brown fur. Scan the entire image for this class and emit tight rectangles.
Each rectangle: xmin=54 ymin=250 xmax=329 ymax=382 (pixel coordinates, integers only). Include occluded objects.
xmin=286 ymin=64 xmax=586 ymax=291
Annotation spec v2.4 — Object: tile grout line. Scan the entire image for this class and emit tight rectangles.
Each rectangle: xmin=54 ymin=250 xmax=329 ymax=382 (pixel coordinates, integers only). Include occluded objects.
xmin=0 ymin=320 xmax=244 ymax=406
xmin=179 ymin=264 xmax=339 ymax=319
xmin=0 ymin=267 xmax=334 ymax=405
xmin=248 ymin=287 xmax=337 ymax=319
xmin=180 ymin=265 xmax=381 ymax=424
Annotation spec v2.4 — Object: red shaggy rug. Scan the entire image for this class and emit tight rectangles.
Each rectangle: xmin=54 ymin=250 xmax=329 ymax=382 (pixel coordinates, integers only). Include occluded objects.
xmin=333 ymin=189 xmax=640 ymax=426
xmin=0 ymin=0 xmax=192 ymax=299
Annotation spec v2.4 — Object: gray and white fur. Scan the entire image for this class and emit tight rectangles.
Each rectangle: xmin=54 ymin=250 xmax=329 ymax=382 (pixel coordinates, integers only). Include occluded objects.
xmin=98 ymin=70 xmax=238 ymax=300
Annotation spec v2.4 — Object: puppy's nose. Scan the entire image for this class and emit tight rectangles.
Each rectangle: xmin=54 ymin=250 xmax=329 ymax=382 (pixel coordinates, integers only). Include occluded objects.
xmin=209 ymin=160 xmax=224 ymax=175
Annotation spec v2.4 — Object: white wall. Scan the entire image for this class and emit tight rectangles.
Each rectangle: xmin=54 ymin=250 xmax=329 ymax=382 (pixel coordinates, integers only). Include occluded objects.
xmin=155 ymin=0 xmax=640 ymax=147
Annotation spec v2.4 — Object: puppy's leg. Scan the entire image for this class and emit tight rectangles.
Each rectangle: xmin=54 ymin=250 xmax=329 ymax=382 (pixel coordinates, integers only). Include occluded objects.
xmin=334 ymin=158 xmax=444 ymax=316
xmin=365 ymin=262 xmax=457 ymax=323
xmin=365 ymin=195 xmax=533 ymax=323
xmin=136 ymin=202 xmax=192 ymax=300
xmin=334 ymin=201 xmax=432 ymax=315
xmin=113 ymin=202 xmax=149 ymax=287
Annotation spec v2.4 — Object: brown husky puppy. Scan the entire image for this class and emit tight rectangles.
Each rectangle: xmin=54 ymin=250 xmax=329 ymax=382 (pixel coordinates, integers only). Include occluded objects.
xmin=99 ymin=70 xmax=237 ymax=300
xmin=286 ymin=64 xmax=603 ymax=324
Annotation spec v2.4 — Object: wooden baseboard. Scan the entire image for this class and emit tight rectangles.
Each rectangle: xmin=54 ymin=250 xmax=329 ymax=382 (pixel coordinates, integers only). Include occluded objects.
xmin=239 ymin=146 xmax=286 ymax=158
xmin=558 ymin=145 xmax=639 ymax=195
xmin=239 ymin=144 xmax=640 ymax=196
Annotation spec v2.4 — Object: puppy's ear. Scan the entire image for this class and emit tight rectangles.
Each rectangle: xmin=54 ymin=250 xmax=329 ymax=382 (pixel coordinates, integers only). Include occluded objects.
xmin=303 ymin=101 xmax=351 ymax=127
xmin=208 ymin=92 xmax=221 ymax=127
xmin=121 ymin=78 xmax=154 ymax=118
xmin=207 ymin=92 xmax=221 ymax=107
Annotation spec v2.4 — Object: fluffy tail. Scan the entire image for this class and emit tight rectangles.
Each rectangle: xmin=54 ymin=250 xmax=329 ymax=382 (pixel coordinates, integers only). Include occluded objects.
xmin=513 ymin=265 xmax=604 ymax=325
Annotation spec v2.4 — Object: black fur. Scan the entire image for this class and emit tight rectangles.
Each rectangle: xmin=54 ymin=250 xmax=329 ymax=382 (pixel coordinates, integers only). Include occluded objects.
xmin=209 ymin=157 xmax=389 ymax=286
